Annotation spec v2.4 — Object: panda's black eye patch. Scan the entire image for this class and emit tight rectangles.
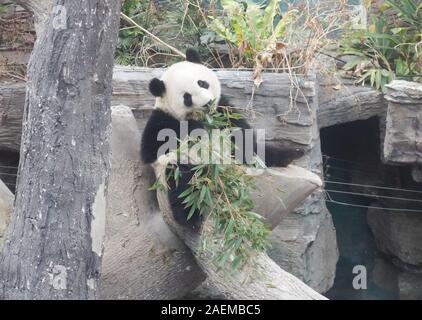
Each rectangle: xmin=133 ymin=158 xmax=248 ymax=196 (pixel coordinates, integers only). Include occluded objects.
xmin=183 ymin=93 xmax=193 ymax=107
xmin=198 ymin=80 xmax=210 ymax=89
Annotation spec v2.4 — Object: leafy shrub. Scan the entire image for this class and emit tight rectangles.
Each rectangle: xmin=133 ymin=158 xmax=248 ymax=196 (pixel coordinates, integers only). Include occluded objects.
xmin=115 ymin=0 xmax=161 ymax=66
xmin=116 ymin=0 xmax=220 ymax=67
xmin=341 ymin=0 xmax=422 ymax=92
xmin=209 ymin=0 xmax=352 ymax=85
xmin=210 ymin=0 xmax=297 ymax=67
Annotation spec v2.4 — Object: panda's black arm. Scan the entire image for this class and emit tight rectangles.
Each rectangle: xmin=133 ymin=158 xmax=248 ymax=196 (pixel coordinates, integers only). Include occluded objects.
xmin=167 ymin=164 xmax=203 ymax=230
xmin=141 ymin=109 xmax=205 ymax=164
xmin=141 ymin=110 xmax=175 ymax=163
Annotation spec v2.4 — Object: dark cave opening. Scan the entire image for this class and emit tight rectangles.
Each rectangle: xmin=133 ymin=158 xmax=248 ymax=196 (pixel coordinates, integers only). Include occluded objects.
xmin=0 ymin=149 xmax=19 ymax=194
xmin=321 ymin=117 xmax=422 ymax=300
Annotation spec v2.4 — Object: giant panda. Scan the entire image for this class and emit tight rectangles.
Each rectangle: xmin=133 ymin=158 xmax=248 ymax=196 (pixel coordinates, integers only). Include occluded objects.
xmin=141 ymin=48 xmax=304 ymax=230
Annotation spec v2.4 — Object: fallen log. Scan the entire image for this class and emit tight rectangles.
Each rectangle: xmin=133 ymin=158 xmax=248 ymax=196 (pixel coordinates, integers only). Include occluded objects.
xmin=0 ymin=69 xmax=388 ymax=151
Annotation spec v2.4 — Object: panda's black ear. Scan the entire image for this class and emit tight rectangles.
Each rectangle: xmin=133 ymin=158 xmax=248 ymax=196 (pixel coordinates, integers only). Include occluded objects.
xmin=186 ymin=48 xmax=202 ymax=64
xmin=149 ymin=78 xmax=165 ymax=97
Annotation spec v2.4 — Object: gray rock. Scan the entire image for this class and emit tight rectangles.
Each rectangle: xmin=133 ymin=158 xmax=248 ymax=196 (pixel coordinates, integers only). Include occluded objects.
xmin=318 ymin=76 xmax=386 ymax=129
xmin=269 ymin=208 xmax=338 ymax=293
xmin=0 ymin=178 xmax=13 ymax=249
xmin=383 ymin=80 xmax=422 ymax=164
xmin=367 ymin=204 xmax=422 ymax=266
xmin=267 ymin=86 xmax=339 ymax=293
xmin=372 ymin=257 xmax=399 ymax=293
xmin=398 ymin=272 xmax=422 ymax=300
xmin=411 ymin=165 xmax=422 ymax=183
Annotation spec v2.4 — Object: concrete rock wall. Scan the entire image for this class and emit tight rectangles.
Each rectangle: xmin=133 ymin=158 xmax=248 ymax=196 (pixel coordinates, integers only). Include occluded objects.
xmin=384 ymin=80 xmax=422 ymax=164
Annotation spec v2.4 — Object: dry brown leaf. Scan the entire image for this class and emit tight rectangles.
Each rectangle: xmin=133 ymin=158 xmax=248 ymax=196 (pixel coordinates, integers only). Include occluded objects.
xmin=253 ymin=58 xmax=263 ymax=88
xmin=276 ymin=41 xmax=287 ymax=51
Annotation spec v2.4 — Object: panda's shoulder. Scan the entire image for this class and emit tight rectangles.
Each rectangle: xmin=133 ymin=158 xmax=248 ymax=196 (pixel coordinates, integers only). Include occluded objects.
xmin=145 ymin=109 xmax=180 ymax=130
xmin=141 ymin=109 xmax=180 ymax=164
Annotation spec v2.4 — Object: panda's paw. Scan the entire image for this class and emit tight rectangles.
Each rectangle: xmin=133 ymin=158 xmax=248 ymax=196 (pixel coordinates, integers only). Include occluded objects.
xmin=170 ymin=197 xmax=204 ymax=232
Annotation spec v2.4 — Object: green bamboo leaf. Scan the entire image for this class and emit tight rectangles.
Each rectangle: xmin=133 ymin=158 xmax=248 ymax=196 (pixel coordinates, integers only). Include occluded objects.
xmin=187 ymin=202 xmax=197 ymax=220
xmin=179 ymin=187 xmax=194 ymax=199
xmin=199 ymin=185 xmax=207 ymax=205
xmin=343 ymin=56 xmax=367 ymax=70
xmin=205 ymin=188 xmax=213 ymax=207
xmin=370 ymin=69 xmax=376 ymax=87
xmin=365 ymin=32 xmax=400 ymax=44
xmin=273 ymin=9 xmax=297 ymax=39
xmin=224 ymin=219 xmax=235 ymax=237
xmin=262 ymin=0 xmax=280 ymax=33
xmin=232 ymin=256 xmax=243 ymax=269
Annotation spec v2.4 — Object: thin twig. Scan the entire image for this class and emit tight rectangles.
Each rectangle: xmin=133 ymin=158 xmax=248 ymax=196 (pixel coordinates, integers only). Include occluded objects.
xmin=120 ymin=12 xmax=186 ymax=59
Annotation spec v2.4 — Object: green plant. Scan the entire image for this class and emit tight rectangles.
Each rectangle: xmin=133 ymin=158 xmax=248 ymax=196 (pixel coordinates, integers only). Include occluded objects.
xmin=116 ymin=0 xmax=221 ymax=67
xmin=116 ymin=0 xmax=161 ymax=66
xmin=341 ymin=0 xmax=422 ymax=92
xmin=161 ymin=104 xmax=271 ymax=270
xmin=209 ymin=0 xmax=352 ymax=86
xmin=210 ymin=0 xmax=298 ymax=69
xmin=0 ymin=4 xmax=11 ymax=16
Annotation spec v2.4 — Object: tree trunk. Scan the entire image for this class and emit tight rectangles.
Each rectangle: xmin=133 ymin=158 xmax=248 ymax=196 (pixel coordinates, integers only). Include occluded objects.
xmin=0 ymin=0 xmax=121 ymax=299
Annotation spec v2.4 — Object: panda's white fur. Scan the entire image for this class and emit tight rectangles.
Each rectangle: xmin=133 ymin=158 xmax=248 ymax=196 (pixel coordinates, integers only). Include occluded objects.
xmin=153 ymin=61 xmax=221 ymax=120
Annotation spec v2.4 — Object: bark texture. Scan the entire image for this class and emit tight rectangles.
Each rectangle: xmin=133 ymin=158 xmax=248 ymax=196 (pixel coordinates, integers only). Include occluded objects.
xmin=0 ymin=0 xmax=121 ymax=299
xmin=15 ymin=0 xmax=54 ymax=35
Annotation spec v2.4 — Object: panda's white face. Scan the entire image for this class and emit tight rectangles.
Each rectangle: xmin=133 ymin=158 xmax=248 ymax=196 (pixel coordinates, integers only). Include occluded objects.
xmin=151 ymin=61 xmax=221 ymax=120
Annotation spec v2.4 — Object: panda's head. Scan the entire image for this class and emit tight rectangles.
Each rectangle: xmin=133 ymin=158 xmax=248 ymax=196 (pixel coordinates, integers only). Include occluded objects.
xmin=149 ymin=49 xmax=221 ymax=120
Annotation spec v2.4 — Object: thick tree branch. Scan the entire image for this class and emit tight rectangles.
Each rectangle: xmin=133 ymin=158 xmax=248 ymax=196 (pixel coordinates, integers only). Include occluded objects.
xmin=15 ymin=0 xmax=54 ymax=35
xmin=155 ymin=164 xmax=327 ymax=300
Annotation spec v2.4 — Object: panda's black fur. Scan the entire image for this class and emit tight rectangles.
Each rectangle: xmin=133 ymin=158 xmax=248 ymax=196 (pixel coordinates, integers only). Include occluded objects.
xmin=141 ymin=49 xmax=304 ymax=230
